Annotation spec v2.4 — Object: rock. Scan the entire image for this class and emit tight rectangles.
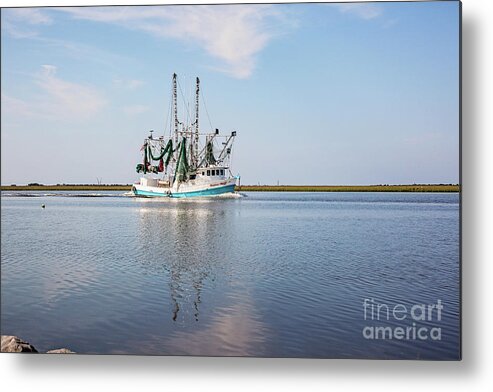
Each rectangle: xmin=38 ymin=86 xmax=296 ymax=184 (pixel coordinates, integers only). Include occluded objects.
xmin=1 ymin=335 xmax=74 ymax=353
xmin=1 ymin=335 xmax=38 ymax=353
xmin=46 ymin=348 xmax=75 ymax=354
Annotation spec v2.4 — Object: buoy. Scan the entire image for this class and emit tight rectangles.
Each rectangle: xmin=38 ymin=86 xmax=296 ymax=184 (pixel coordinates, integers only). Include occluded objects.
xmin=41 ymin=204 xmax=45 ymax=208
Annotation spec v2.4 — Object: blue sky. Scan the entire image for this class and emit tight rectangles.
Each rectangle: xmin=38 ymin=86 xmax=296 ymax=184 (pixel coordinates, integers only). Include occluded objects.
xmin=1 ymin=1 xmax=460 ymax=185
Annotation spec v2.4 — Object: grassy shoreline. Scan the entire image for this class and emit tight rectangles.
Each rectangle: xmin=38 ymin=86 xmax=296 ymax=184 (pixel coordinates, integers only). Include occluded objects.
xmin=1 ymin=184 xmax=460 ymax=192
xmin=237 ymin=185 xmax=459 ymax=192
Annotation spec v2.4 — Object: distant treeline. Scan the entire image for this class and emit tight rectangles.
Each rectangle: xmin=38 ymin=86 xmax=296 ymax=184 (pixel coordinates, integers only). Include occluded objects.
xmin=1 ymin=184 xmax=460 ymax=192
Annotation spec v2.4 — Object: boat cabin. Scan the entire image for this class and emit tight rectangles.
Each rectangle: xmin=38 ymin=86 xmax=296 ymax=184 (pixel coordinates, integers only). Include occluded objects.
xmin=196 ymin=166 xmax=227 ymax=179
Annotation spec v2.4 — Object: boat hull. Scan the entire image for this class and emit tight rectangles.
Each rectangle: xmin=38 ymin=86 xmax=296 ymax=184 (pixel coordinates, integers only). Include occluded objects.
xmin=132 ymin=181 xmax=236 ymax=198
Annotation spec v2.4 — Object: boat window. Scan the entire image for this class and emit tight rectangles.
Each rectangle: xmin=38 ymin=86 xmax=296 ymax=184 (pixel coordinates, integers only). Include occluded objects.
xmin=221 ymin=169 xmax=224 ymax=175
xmin=207 ymin=170 xmax=210 ymax=176
xmin=212 ymin=170 xmax=216 ymax=176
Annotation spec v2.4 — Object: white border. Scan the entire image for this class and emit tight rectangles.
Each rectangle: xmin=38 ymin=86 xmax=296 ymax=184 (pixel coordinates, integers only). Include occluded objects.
xmin=2 ymin=0 xmax=492 ymax=390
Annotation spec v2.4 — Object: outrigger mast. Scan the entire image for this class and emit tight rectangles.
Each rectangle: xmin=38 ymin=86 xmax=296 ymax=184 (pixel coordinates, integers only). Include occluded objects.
xmin=172 ymin=73 xmax=179 ymax=156
xmin=193 ymin=77 xmax=200 ymax=169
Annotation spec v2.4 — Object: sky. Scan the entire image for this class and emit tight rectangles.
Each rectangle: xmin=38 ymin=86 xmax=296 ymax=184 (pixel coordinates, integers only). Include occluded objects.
xmin=1 ymin=1 xmax=460 ymax=185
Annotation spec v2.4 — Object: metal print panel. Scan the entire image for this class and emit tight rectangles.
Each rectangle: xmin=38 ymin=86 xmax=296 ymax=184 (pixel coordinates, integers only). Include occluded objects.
xmin=0 ymin=1 xmax=461 ymax=359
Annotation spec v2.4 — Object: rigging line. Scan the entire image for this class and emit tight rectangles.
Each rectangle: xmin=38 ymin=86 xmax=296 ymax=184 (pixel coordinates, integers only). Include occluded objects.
xmin=164 ymin=87 xmax=172 ymax=138
xmin=229 ymin=144 xmax=234 ymax=172
xmin=168 ymin=96 xmax=174 ymax=139
xmin=177 ymin=78 xmax=192 ymax=127
xmin=170 ymin=77 xmax=175 ymax=138
xmin=200 ymin=89 xmax=214 ymax=131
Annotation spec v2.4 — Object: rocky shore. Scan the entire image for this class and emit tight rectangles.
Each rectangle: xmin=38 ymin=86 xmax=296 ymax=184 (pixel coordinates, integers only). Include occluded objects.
xmin=1 ymin=335 xmax=75 ymax=354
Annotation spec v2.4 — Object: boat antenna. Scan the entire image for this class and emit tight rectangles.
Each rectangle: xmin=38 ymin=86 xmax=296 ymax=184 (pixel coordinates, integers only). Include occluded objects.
xmin=194 ymin=77 xmax=200 ymax=168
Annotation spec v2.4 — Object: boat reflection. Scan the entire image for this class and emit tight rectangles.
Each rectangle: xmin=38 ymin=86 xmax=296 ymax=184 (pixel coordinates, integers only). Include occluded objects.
xmin=135 ymin=199 xmax=234 ymax=323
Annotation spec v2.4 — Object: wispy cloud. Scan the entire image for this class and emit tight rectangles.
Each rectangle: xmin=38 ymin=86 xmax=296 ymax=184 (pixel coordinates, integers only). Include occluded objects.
xmin=383 ymin=18 xmax=399 ymax=29
xmin=335 ymin=3 xmax=383 ymax=20
xmin=2 ymin=8 xmax=53 ymax=38
xmin=1 ymin=92 xmax=34 ymax=118
xmin=57 ymin=5 xmax=295 ymax=79
xmin=122 ymin=104 xmax=149 ymax=116
xmin=2 ymin=65 xmax=107 ymax=122
xmin=3 ymin=10 xmax=135 ymax=70
xmin=113 ymin=78 xmax=145 ymax=90
xmin=6 ymin=8 xmax=53 ymax=25
xmin=404 ymin=132 xmax=445 ymax=146
xmin=35 ymin=65 xmax=107 ymax=119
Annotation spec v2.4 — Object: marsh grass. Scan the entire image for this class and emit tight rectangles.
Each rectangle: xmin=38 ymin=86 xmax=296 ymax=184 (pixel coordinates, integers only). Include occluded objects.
xmin=236 ymin=185 xmax=459 ymax=192
xmin=1 ymin=185 xmax=132 ymax=191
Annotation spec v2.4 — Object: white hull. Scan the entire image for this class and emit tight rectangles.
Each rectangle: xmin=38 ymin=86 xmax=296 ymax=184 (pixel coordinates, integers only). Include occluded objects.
xmin=133 ymin=176 xmax=237 ymax=198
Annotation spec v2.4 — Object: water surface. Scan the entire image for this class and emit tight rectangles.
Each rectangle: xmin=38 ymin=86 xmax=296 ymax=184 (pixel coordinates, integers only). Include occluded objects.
xmin=1 ymin=191 xmax=460 ymax=358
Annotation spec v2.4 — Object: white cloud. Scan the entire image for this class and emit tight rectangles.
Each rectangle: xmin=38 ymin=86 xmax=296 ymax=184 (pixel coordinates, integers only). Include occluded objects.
xmin=57 ymin=5 xmax=294 ymax=79
xmin=41 ymin=64 xmax=57 ymax=76
xmin=335 ymin=3 xmax=383 ymax=20
xmin=2 ymin=65 xmax=107 ymax=122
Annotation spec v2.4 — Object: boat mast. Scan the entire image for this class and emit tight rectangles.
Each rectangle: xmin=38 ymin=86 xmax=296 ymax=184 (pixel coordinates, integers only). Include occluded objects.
xmin=173 ymin=73 xmax=178 ymax=156
xmin=194 ymin=77 xmax=200 ymax=169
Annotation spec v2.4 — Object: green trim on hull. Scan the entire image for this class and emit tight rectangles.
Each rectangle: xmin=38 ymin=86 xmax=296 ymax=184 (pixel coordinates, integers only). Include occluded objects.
xmin=133 ymin=183 xmax=235 ymax=198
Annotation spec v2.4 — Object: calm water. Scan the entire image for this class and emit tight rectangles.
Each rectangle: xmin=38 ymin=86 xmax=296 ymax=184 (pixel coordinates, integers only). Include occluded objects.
xmin=1 ymin=191 xmax=460 ymax=359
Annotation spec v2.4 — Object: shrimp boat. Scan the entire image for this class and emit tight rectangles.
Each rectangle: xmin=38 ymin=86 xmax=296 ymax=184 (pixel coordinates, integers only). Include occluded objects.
xmin=132 ymin=74 xmax=238 ymax=198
